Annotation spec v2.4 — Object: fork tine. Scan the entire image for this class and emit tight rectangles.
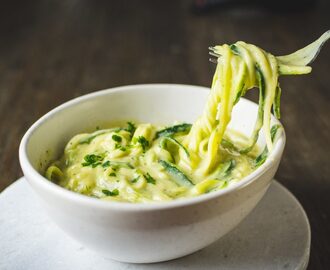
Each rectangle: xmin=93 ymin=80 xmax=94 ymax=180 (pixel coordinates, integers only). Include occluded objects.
xmin=209 ymin=58 xmax=218 ymax=64
xmin=209 ymin=51 xmax=221 ymax=58
xmin=209 ymin=46 xmax=220 ymax=64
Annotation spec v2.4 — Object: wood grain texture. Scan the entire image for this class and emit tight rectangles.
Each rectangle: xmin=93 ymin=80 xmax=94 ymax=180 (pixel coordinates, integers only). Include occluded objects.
xmin=0 ymin=1 xmax=329 ymax=269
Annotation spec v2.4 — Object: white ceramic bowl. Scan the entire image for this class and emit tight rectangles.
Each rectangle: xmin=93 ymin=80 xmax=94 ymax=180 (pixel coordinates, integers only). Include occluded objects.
xmin=19 ymin=84 xmax=285 ymax=263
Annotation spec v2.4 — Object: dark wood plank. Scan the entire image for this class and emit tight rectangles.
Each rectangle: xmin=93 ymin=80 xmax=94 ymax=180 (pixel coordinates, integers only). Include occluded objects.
xmin=0 ymin=1 xmax=329 ymax=269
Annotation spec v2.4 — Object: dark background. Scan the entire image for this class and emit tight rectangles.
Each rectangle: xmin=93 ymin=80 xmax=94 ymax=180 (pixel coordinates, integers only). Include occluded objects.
xmin=0 ymin=0 xmax=329 ymax=269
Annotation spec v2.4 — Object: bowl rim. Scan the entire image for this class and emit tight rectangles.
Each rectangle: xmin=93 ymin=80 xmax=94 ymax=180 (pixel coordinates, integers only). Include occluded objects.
xmin=19 ymin=83 xmax=286 ymax=211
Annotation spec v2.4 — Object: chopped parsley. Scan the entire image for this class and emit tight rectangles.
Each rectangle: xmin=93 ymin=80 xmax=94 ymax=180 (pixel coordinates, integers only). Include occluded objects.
xmin=126 ymin=122 xmax=136 ymax=136
xmin=144 ymin=173 xmax=156 ymax=185
xmin=115 ymin=144 xmax=127 ymax=151
xmin=102 ymin=189 xmax=119 ymax=196
xmin=102 ymin=161 xmax=111 ymax=168
xmin=82 ymin=154 xmax=103 ymax=167
xmin=109 ymin=172 xmax=116 ymax=177
xmin=115 ymin=144 xmax=121 ymax=149
xmin=131 ymin=176 xmax=140 ymax=183
xmin=112 ymin=134 xmax=122 ymax=143
xmin=137 ymin=136 xmax=149 ymax=152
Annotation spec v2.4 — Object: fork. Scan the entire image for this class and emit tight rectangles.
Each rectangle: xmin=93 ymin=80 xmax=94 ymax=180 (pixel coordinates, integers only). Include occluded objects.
xmin=208 ymin=30 xmax=330 ymax=66
xmin=208 ymin=47 xmax=220 ymax=64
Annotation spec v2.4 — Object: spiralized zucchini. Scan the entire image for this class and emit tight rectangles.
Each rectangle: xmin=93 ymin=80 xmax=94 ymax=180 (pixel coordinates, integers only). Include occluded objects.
xmin=45 ymin=32 xmax=329 ymax=202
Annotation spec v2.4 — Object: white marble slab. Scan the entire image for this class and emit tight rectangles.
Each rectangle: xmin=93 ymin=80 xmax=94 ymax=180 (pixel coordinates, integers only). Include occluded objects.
xmin=0 ymin=178 xmax=310 ymax=270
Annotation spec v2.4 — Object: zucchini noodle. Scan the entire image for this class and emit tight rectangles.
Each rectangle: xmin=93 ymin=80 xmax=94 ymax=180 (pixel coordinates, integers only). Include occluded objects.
xmin=184 ymin=42 xmax=280 ymax=175
xmin=45 ymin=32 xmax=329 ymax=202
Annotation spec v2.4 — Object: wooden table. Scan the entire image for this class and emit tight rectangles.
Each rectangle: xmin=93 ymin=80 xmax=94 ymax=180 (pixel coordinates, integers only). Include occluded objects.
xmin=0 ymin=1 xmax=329 ymax=268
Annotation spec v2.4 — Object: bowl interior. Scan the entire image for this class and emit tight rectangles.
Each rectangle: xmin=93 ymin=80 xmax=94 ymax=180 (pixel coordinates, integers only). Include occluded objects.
xmin=25 ymin=84 xmax=272 ymax=177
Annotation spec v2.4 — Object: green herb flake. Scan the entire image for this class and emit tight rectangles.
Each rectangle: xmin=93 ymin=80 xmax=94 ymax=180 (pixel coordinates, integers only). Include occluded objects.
xmin=102 ymin=161 xmax=111 ymax=168
xmin=137 ymin=136 xmax=149 ymax=152
xmin=102 ymin=189 xmax=119 ymax=196
xmin=131 ymin=176 xmax=140 ymax=183
xmin=144 ymin=173 xmax=156 ymax=185
xmin=112 ymin=134 xmax=122 ymax=143
xmin=82 ymin=154 xmax=104 ymax=167
xmin=115 ymin=144 xmax=121 ymax=149
xmin=126 ymin=122 xmax=136 ymax=136
xmin=91 ymin=162 xmax=101 ymax=168
xmin=109 ymin=172 xmax=116 ymax=177
xmin=115 ymin=144 xmax=128 ymax=151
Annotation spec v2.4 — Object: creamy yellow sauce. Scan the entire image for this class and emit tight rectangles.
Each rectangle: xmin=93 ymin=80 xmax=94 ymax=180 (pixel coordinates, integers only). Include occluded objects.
xmin=46 ymin=32 xmax=330 ymax=202
xmin=46 ymin=124 xmax=257 ymax=202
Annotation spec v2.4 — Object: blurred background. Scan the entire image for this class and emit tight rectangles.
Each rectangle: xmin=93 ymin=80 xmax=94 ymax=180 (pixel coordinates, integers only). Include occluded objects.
xmin=0 ymin=0 xmax=329 ymax=269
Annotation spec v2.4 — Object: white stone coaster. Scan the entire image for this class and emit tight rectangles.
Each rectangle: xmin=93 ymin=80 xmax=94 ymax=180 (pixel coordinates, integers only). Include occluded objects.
xmin=0 ymin=178 xmax=310 ymax=270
